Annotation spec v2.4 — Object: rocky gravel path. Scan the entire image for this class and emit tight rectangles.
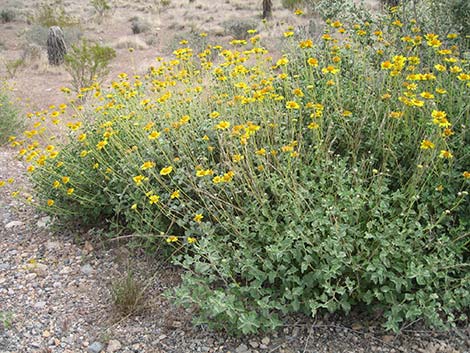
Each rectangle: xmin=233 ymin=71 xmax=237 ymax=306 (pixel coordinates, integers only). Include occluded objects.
xmin=1 ymin=147 xmax=469 ymax=353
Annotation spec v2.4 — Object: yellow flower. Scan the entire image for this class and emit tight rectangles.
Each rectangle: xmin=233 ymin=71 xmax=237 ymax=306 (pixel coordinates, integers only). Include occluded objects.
xmin=232 ymin=154 xmax=244 ymax=163
xmin=255 ymin=148 xmax=266 ymax=156
xmin=420 ymin=140 xmax=435 ymax=149
xmin=209 ymin=111 xmax=220 ymax=119
xmin=299 ymin=39 xmax=312 ymax=48
xmin=389 ymin=111 xmax=403 ymax=119
xmin=439 ymin=150 xmax=453 ymax=159
xmin=27 ymin=165 xmax=35 ymax=173
xmin=96 ymin=140 xmax=107 ymax=150
xmin=463 ymin=171 xmax=470 ymax=179
xmin=215 ymin=121 xmax=230 ymax=130
xmin=193 ymin=213 xmax=204 ymax=223
xmin=133 ymin=175 xmax=145 ymax=185
xmin=434 ymin=64 xmax=446 ymax=72
xmin=420 ymin=91 xmax=435 ymax=99
xmin=294 ymin=9 xmax=304 ymax=15
xmin=457 ymin=73 xmax=470 ymax=81
xmin=286 ymin=101 xmax=300 ymax=110
xmin=148 ymin=131 xmax=161 ymax=140
xmin=450 ymin=66 xmax=462 ymax=73
xmin=212 ymin=175 xmax=223 ymax=184
xmin=131 ymin=203 xmax=138 ymax=210
xmin=308 ymin=122 xmax=319 ymax=129
xmin=196 ymin=169 xmax=213 ymax=177
xmin=160 ymin=166 xmax=173 ymax=176
xmin=276 ymin=57 xmax=289 ymax=66
xmin=53 ymin=180 xmax=61 ymax=188
xmin=141 ymin=161 xmax=155 ymax=170
xmin=62 ymin=176 xmax=70 ymax=184
xmin=0 ymin=181 xmax=5 ymax=187
xmin=170 ymin=190 xmax=180 ymax=199
xmin=283 ymin=31 xmax=294 ymax=38
xmin=166 ymin=235 xmax=178 ymax=243
xmin=307 ymin=58 xmax=319 ymax=67
xmin=187 ymin=237 xmax=197 ymax=244
xmin=67 ymin=188 xmax=74 ymax=195
xmin=381 ymin=61 xmax=393 ymax=70
xmin=322 ymin=65 xmax=339 ymax=74
xmin=432 ymin=110 xmax=447 ymax=120
xmin=47 ymin=199 xmax=54 ymax=207
xmin=149 ymin=195 xmax=160 ymax=204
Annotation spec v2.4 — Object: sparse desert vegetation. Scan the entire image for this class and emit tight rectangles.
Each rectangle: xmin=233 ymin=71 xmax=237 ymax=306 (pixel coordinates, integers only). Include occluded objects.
xmin=0 ymin=0 xmax=469 ymax=351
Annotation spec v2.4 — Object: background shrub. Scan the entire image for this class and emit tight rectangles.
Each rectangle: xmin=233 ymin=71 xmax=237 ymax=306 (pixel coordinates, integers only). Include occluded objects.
xmin=0 ymin=88 xmax=22 ymax=144
xmin=0 ymin=8 xmax=16 ymax=23
xmin=130 ymin=16 xmax=150 ymax=34
xmin=63 ymin=39 xmax=116 ymax=93
xmin=29 ymin=0 xmax=78 ymax=28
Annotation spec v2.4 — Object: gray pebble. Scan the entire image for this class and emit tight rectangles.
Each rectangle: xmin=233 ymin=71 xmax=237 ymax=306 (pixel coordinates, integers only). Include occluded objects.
xmin=88 ymin=341 xmax=104 ymax=353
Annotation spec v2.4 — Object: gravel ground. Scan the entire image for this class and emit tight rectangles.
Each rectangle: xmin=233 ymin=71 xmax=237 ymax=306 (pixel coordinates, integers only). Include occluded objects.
xmin=1 ymin=147 xmax=469 ymax=353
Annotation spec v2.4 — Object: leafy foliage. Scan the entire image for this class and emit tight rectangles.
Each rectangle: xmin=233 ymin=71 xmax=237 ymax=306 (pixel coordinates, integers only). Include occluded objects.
xmin=63 ymin=39 xmax=115 ymax=93
xmin=9 ymin=2 xmax=470 ymax=335
xmin=0 ymin=87 xmax=22 ymax=144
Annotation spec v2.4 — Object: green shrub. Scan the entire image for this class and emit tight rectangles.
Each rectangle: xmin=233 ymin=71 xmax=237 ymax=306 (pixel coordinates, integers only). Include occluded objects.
xmin=20 ymin=6 xmax=470 ymax=334
xmin=221 ymin=19 xmax=258 ymax=39
xmin=63 ymin=39 xmax=116 ymax=93
xmin=0 ymin=8 xmax=16 ymax=23
xmin=90 ymin=0 xmax=111 ymax=17
xmin=0 ymin=88 xmax=22 ymax=144
xmin=282 ymin=0 xmax=304 ymax=10
xmin=130 ymin=16 xmax=150 ymax=34
xmin=29 ymin=0 xmax=78 ymax=28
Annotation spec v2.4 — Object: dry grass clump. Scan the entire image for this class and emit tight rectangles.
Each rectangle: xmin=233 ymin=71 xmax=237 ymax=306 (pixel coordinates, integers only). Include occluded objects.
xmin=113 ymin=36 xmax=149 ymax=50
xmin=110 ymin=271 xmax=146 ymax=317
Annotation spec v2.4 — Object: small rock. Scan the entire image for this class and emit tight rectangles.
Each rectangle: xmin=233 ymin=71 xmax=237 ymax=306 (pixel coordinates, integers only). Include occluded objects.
xmin=249 ymin=341 xmax=259 ymax=349
xmin=0 ymin=263 xmax=10 ymax=270
xmin=80 ymin=264 xmax=94 ymax=275
xmin=60 ymin=266 xmax=72 ymax=274
xmin=172 ymin=320 xmax=182 ymax=328
xmin=292 ymin=327 xmax=300 ymax=337
xmin=382 ymin=335 xmax=395 ymax=343
xmin=106 ymin=339 xmax=121 ymax=352
xmin=37 ymin=216 xmax=51 ymax=228
xmin=351 ymin=322 xmax=364 ymax=330
xmin=88 ymin=341 xmax=104 ymax=353
xmin=261 ymin=337 xmax=270 ymax=346
xmin=34 ymin=301 xmax=47 ymax=309
xmin=5 ymin=221 xmax=24 ymax=229
xmin=236 ymin=343 xmax=250 ymax=353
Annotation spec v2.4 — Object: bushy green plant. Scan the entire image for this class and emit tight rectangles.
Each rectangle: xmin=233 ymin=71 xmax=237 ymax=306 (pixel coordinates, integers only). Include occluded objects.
xmin=16 ymin=6 xmax=470 ymax=334
xmin=0 ymin=88 xmax=22 ymax=144
xmin=282 ymin=0 xmax=304 ymax=10
xmin=4 ymin=58 xmax=25 ymax=78
xmin=0 ymin=8 xmax=16 ymax=23
xmin=221 ymin=19 xmax=258 ymax=40
xmin=29 ymin=0 xmax=78 ymax=27
xmin=63 ymin=39 xmax=116 ymax=93
xmin=90 ymin=0 xmax=111 ymax=17
xmin=130 ymin=16 xmax=150 ymax=34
